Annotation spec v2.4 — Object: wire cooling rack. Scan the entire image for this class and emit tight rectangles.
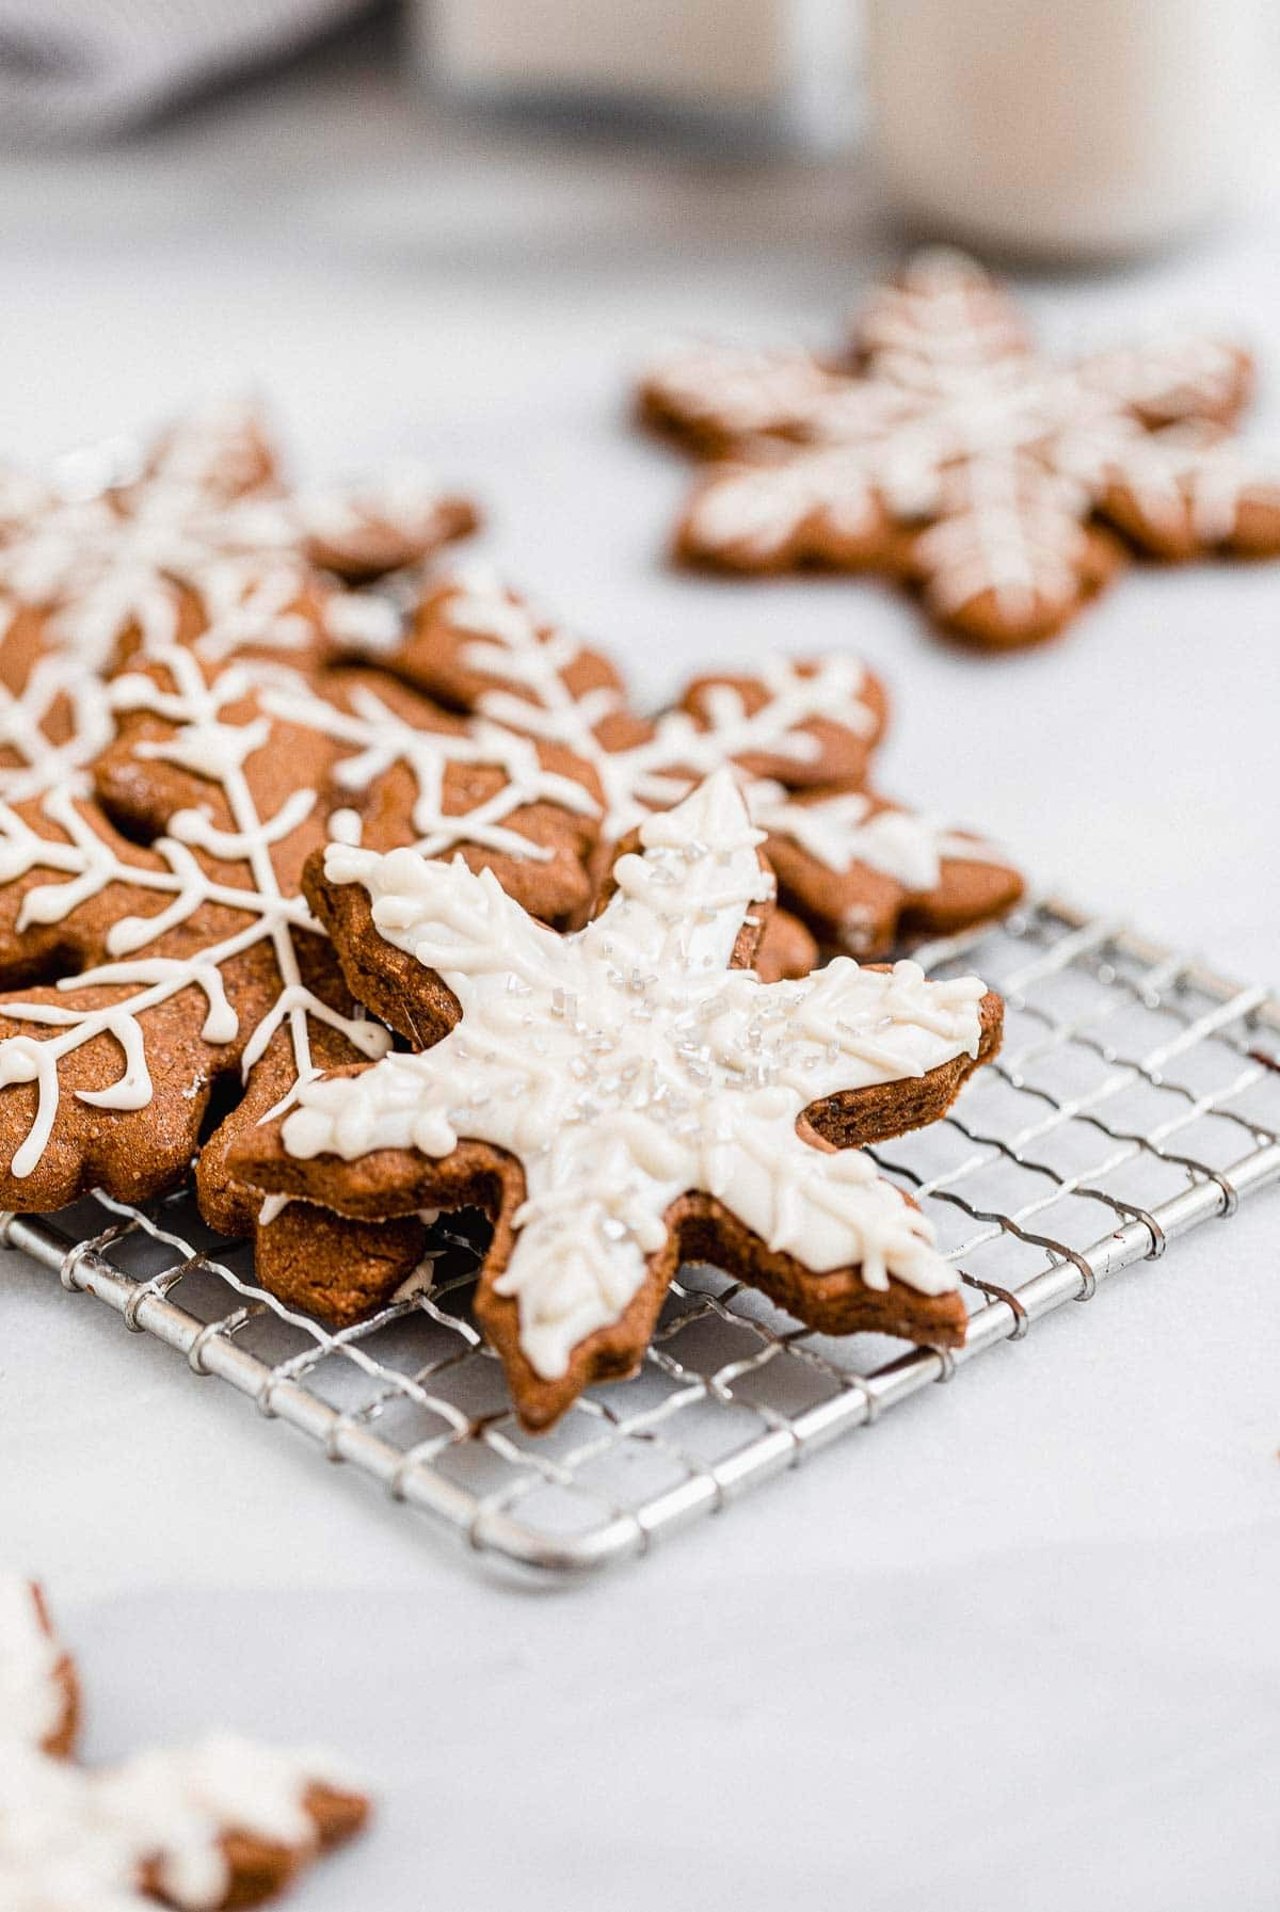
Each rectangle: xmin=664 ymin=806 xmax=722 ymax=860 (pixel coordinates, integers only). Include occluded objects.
xmin=5 ymin=898 xmax=1279 ymax=1577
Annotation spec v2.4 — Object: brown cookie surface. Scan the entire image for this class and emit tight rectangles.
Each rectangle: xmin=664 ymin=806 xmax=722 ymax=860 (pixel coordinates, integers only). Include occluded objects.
xmin=231 ymin=773 xmax=1003 ymax=1431
xmin=364 ymin=571 xmax=1016 ymax=955
xmin=753 ymin=785 xmax=1025 ymax=959
xmin=648 ymin=246 xmax=1280 ymax=648
xmin=0 ymin=633 xmax=601 ymax=1247
xmin=2 ymin=1572 xmax=370 ymax=1910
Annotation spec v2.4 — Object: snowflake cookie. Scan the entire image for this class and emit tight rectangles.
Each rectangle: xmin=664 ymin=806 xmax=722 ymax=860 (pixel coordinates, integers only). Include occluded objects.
xmin=230 ymin=772 xmax=1003 ymax=1431
xmin=1 ymin=1580 xmax=368 ymax=1909
xmin=375 ymin=570 xmax=1023 ymax=964
xmin=0 ymin=401 xmax=480 ymax=828
xmin=0 ymin=397 xmax=478 ymax=680
xmin=0 ymin=638 xmax=601 ymax=1273
xmin=641 ymin=248 xmax=1280 ymax=649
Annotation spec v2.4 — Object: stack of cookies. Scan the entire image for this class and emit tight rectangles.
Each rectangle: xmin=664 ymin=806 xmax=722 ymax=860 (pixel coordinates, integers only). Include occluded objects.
xmin=0 ymin=402 xmax=1020 ymax=1432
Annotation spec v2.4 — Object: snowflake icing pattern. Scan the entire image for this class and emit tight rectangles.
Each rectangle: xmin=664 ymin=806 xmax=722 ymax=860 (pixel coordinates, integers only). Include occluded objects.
xmin=646 ymin=248 xmax=1280 ymax=647
xmin=0 ymin=399 xmax=476 ymax=674
xmin=271 ymin=773 xmax=990 ymax=1402
xmin=386 ymin=571 xmax=1021 ymax=959
xmin=0 ymin=637 xmax=599 ymax=1213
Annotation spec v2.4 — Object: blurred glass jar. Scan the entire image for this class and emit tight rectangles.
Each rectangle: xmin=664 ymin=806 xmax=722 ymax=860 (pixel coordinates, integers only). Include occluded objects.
xmin=865 ymin=0 xmax=1267 ymax=259
xmin=414 ymin=0 xmax=861 ymax=151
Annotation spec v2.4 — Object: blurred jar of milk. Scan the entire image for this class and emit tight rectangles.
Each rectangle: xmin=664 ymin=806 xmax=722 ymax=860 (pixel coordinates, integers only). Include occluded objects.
xmin=865 ymin=0 xmax=1267 ymax=258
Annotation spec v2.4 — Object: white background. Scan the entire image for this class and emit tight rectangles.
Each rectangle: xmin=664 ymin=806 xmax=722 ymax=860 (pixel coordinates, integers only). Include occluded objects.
xmin=1 ymin=34 xmax=1278 ymax=1912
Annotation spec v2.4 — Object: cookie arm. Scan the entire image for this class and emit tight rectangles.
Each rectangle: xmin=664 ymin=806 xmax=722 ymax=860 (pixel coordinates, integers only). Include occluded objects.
xmin=0 ymin=1579 xmax=80 ymax=1757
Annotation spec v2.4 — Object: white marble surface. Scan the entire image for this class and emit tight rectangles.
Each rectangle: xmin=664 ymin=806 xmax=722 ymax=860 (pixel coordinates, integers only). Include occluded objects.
xmin=1 ymin=42 xmax=1278 ymax=1912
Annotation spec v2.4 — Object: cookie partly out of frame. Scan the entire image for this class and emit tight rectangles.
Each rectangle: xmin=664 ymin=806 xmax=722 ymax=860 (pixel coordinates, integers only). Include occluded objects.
xmin=0 ymin=1577 xmax=369 ymax=1911
xmin=232 ymin=773 xmax=1002 ymax=1432
xmin=0 ymin=1579 xmax=80 ymax=1759
xmin=0 ymin=399 xmax=479 ymax=680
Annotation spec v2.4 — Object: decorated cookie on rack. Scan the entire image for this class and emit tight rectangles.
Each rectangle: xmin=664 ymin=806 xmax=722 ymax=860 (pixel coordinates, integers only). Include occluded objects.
xmin=748 ymin=784 xmax=1023 ymax=959
xmin=373 ymin=570 xmax=1023 ymax=961
xmin=0 ymin=640 xmax=601 ymax=1294
xmin=642 ymin=247 xmax=1280 ymax=648
xmin=230 ymin=773 xmax=1003 ymax=1431
xmin=1 ymin=1579 xmax=369 ymax=1910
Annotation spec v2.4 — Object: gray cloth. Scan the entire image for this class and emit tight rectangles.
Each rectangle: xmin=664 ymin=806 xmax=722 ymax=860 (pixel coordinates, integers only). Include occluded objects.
xmin=0 ymin=0 xmax=376 ymax=139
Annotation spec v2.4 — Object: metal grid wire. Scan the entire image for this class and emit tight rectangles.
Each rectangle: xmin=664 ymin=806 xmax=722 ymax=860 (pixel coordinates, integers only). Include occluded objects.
xmin=5 ymin=898 xmax=1279 ymax=1577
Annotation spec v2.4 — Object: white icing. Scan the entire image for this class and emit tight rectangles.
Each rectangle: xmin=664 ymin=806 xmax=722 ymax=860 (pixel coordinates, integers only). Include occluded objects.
xmin=0 ymin=405 xmax=466 ymax=676
xmin=853 ymin=247 xmax=1030 ymax=384
xmin=438 ymin=571 xmax=876 ymax=842
xmin=747 ymin=783 xmax=1006 ymax=889
xmin=0 ymin=649 xmax=391 ymax=1178
xmin=258 ymin=673 xmax=598 ymax=865
xmin=0 ymin=1733 xmax=355 ymax=1911
xmin=0 ymin=1582 xmax=66 ymax=1754
xmin=1055 ymin=417 xmax=1280 ymax=546
xmin=663 ymin=249 xmax=1276 ymax=620
xmin=320 ymin=590 xmax=403 ymax=652
xmin=281 ymin=773 xmax=986 ymax=1381
xmin=644 ymin=343 xmax=848 ymax=438
xmin=0 ymin=656 xmax=114 ymax=806
xmin=912 ymin=459 xmax=1091 ymax=619
xmin=1076 ymin=335 xmax=1247 ymax=424
xmin=687 ymin=449 xmax=882 ymax=560
xmin=189 ymin=561 xmax=315 ymax=666
xmin=327 ymin=806 xmax=363 ymax=847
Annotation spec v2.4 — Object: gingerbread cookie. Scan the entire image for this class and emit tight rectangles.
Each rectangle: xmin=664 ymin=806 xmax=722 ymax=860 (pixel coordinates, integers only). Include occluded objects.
xmin=747 ymin=784 xmax=1023 ymax=959
xmin=372 ymin=570 xmax=1021 ymax=960
xmin=643 ymin=247 xmax=1280 ymax=648
xmin=0 ymin=642 xmax=601 ymax=1253
xmin=0 ymin=399 xmax=478 ymax=679
xmin=0 ymin=405 xmax=1021 ymax=1397
xmin=230 ymin=773 xmax=1002 ymax=1431
xmin=2 ymin=1579 xmax=368 ymax=1909
xmin=1 ymin=1580 xmax=80 ymax=1758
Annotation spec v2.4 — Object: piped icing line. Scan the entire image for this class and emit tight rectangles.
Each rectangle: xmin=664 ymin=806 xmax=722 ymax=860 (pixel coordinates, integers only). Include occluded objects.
xmin=0 ymin=1581 xmax=68 ymax=1754
xmin=0 ymin=655 xmax=115 ymax=805
xmin=257 ymin=673 xmax=599 ymax=863
xmin=0 ymin=647 xmax=391 ymax=1178
xmin=852 ymin=248 xmax=1033 ymax=379
xmin=643 ymin=342 xmax=906 ymax=442
xmin=0 ymin=1732 xmax=360 ymax=1910
xmin=433 ymin=568 xmax=877 ymax=842
xmin=745 ymin=782 xmax=1008 ymax=888
xmin=281 ymin=772 xmax=988 ymax=1382
xmin=655 ymin=249 xmax=1274 ymax=623
xmin=684 ymin=447 xmax=885 ymax=560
